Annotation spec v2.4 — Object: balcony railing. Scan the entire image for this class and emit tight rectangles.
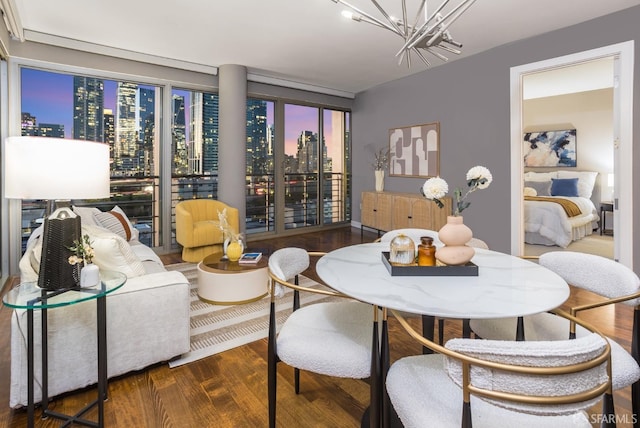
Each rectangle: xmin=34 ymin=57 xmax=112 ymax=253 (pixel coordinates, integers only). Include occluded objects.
xmin=20 ymin=173 xmax=349 ymax=253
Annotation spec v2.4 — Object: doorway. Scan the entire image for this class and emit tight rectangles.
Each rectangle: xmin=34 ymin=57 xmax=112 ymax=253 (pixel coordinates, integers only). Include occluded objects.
xmin=509 ymin=41 xmax=634 ymax=268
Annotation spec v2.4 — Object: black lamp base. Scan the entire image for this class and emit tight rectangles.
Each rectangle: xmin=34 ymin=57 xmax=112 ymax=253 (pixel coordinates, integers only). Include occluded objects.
xmin=38 ymin=204 xmax=81 ymax=290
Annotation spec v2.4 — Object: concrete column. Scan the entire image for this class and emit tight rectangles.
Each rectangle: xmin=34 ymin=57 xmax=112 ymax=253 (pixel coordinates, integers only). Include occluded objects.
xmin=218 ymin=64 xmax=247 ymax=235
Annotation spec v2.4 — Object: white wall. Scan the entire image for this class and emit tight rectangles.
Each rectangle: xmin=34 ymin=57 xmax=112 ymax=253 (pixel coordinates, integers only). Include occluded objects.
xmin=523 ymin=88 xmax=614 ymax=203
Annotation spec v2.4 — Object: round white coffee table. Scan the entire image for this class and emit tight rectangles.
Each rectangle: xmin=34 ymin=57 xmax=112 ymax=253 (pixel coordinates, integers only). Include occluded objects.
xmin=197 ymin=252 xmax=269 ymax=305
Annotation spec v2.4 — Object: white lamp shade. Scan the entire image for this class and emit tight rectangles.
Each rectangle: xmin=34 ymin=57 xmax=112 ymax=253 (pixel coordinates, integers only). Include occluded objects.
xmin=4 ymin=136 xmax=110 ymax=200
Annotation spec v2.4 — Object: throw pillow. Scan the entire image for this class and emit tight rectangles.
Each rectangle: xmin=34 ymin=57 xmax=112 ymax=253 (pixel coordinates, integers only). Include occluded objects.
xmin=72 ymin=206 xmax=101 ymax=227
xmin=523 ymin=171 xmax=558 ymax=182
xmin=557 ymin=170 xmax=598 ymax=198
xmin=94 ymin=211 xmax=132 ymax=241
xmin=524 ymin=180 xmax=551 ymax=197
xmin=523 ymin=187 xmax=537 ymax=197
xmin=83 ymin=225 xmax=146 ymax=278
xmin=550 ymin=178 xmax=579 ymax=197
xmin=93 ymin=206 xmax=136 ymax=241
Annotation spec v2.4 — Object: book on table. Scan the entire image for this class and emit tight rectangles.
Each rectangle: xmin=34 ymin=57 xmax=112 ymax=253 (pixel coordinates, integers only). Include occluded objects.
xmin=238 ymin=252 xmax=262 ymax=264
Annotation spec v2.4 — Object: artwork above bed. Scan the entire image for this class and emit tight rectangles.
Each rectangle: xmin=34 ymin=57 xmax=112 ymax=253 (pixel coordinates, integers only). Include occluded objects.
xmin=523 ymin=170 xmax=599 ymax=247
xmin=523 ymin=129 xmax=577 ymax=168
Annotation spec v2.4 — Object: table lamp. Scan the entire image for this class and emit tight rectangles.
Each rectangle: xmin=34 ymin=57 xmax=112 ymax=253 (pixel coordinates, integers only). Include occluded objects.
xmin=4 ymin=136 xmax=110 ymax=290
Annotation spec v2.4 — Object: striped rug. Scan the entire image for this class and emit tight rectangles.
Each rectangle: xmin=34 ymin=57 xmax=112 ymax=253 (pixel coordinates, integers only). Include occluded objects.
xmin=166 ymin=262 xmax=336 ymax=368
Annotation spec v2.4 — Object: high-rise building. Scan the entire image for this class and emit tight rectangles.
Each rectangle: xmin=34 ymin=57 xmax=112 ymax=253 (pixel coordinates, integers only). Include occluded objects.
xmin=115 ymin=82 xmax=138 ymax=175
xmin=172 ymin=94 xmax=188 ymax=174
xmin=246 ymin=99 xmax=269 ymax=175
xmin=190 ymin=92 xmax=219 ymax=174
xmin=73 ymin=76 xmax=104 ymax=142
xmin=104 ymin=108 xmax=115 ymax=162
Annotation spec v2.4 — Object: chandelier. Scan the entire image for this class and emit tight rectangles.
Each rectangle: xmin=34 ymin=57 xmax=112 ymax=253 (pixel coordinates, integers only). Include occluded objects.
xmin=330 ymin=0 xmax=477 ymax=67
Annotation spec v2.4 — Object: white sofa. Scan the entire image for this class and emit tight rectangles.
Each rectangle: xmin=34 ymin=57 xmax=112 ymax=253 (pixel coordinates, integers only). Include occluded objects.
xmin=10 ymin=206 xmax=191 ymax=408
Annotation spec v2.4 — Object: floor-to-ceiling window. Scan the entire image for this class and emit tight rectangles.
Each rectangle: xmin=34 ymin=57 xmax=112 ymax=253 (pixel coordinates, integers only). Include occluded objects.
xmin=14 ymin=63 xmax=351 ymax=258
xmin=19 ymin=67 xmax=161 ymax=249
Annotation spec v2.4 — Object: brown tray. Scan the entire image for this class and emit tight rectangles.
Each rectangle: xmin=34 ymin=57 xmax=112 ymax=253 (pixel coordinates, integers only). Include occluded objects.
xmin=381 ymin=252 xmax=478 ymax=276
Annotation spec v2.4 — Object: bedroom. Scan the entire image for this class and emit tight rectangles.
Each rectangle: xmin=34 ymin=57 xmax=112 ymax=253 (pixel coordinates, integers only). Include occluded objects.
xmin=521 ymin=58 xmax=615 ymax=260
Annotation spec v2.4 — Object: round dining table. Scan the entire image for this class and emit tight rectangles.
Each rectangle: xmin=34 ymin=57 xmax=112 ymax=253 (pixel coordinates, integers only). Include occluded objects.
xmin=316 ymin=242 xmax=570 ymax=319
xmin=315 ymin=242 xmax=571 ymax=428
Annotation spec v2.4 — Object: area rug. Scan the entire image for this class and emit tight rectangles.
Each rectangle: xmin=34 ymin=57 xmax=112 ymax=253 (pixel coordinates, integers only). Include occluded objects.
xmin=165 ymin=262 xmax=336 ymax=368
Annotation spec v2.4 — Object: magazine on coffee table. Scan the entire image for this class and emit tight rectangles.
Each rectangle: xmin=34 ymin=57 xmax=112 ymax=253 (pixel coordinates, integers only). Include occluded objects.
xmin=238 ymin=252 xmax=263 ymax=264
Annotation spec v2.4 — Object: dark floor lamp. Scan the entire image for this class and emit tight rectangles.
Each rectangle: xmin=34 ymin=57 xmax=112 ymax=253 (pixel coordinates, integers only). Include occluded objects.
xmin=4 ymin=136 xmax=110 ymax=290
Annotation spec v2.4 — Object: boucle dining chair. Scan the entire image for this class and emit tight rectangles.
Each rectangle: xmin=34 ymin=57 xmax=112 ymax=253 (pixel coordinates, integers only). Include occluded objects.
xmin=469 ymin=251 xmax=640 ymax=427
xmin=267 ymin=247 xmax=374 ymax=428
xmin=388 ymin=309 xmax=613 ymax=428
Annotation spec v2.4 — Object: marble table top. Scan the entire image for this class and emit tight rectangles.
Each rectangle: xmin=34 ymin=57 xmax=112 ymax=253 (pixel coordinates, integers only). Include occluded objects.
xmin=316 ymin=242 xmax=569 ymax=319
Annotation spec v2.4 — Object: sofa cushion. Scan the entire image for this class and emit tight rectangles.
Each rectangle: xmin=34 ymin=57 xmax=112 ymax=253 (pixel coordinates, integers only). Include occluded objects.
xmin=83 ymin=225 xmax=146 ymax=278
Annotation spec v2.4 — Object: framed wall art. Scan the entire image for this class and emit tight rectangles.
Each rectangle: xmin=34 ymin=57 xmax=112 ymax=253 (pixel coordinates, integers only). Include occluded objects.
xmin=523 ymin=129 xmax=577 ymax=167
xmin=389 ymin=122 xmax=440 ymax=178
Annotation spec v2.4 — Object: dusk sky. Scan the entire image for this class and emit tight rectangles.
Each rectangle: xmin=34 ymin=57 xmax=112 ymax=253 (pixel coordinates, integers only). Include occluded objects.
xmin=20 ymin=67 xmax=338 ymax=156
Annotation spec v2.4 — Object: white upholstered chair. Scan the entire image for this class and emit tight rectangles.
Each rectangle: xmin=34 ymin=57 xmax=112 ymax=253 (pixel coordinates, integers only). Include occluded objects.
xmin=388 ymin=309 xmax=612 ymax=428
xmin=469 ymin=251 xmax=640 ymax=427
xmin=267 ymin=247 xmax=374 ymax=428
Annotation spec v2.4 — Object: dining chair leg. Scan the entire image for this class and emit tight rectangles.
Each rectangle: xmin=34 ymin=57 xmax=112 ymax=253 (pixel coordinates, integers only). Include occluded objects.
xmin=370 ymin=308 xmax=381 ymax=428
xmin=381 ymin=310 xmax=390 ymax=428
xmin=462 ymin=319 xmax=471 ymax=338
xmin=438 ymin=318 xmax=444 ymax=344
xmin=631 ymin=308 xmax=639 ymax=428
xmin=601 ymin=392 xmax=616 ymax=428
xmin=268 ymin=301 xmax=277 ymax=428
xmin=516 ymin=316 xmax=525 ymax=341
xmin=422 ymin=315 xmax=435 ymax=355
xmin=294 ymin=368 xmax=300 ymax=394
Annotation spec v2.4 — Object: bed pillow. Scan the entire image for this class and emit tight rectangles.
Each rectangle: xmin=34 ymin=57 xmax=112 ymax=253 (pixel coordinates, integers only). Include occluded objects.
xmin=523 ymin=171 xmax=558 ymax=182
xmin=523 ymin=187 xmax=537 ymax=197
xmin=557 ymin=170 xmax=598 ymax=198
xmin=550 ymin=178 xmax=580 ymax=197
xmin=524 ymin=180 xmax=551 ymax=197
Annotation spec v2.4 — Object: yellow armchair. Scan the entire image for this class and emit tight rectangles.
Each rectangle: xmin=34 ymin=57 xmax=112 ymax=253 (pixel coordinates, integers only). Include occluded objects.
xmin=175 ymin=199 xmax=240 ymax=262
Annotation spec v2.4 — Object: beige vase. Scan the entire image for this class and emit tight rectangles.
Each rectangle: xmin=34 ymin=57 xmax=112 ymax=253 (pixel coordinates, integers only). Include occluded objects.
xmin=375 ymin=170 xmax=385 ymax=192
xmin=436 ymin=215 xmax=475 ymax=265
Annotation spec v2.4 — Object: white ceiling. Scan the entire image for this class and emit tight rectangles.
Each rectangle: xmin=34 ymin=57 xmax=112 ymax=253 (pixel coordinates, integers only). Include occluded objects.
xmin=8 ymin=0 xmax=640 ymax=96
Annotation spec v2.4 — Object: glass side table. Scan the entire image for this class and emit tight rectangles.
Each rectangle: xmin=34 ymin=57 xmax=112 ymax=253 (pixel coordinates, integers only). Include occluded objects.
xmin=2 ymin=270 xmax=126 ymax=428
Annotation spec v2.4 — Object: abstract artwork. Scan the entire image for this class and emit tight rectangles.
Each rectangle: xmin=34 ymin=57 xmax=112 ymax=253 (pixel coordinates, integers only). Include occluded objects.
xmin=523 ymin=129 xmax=577 ymax=167
xmin=389 ymin=122 xmax=439 ymax=178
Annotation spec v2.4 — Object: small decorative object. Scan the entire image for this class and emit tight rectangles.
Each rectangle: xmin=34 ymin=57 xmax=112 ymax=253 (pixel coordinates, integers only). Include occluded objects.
xmin=68 ymin=234 xmax=100 ymax=287
xmin=421 ymin=166 xmax=493 ymax=265
xmin=417 ymin=236 xmax=436 ymax=267
xmin=371 ymin=146 xmax=390 ymax=192
xmin=389 ymin=234 xmax=415 ymax=266
xmin=218 ymin=208 xmax=242 ymax=261
xmin=226 ymin=239 xmax=244 ymax=262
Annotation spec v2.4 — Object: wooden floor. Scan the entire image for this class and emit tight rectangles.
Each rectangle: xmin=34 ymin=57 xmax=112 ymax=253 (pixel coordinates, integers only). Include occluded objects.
xmin=0 ymin=226 xmax=635 ymax=427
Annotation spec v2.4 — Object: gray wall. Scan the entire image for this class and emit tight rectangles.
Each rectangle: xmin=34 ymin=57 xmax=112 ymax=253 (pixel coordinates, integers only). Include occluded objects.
xmin=352 ymin=5 xmax=640 ymax=269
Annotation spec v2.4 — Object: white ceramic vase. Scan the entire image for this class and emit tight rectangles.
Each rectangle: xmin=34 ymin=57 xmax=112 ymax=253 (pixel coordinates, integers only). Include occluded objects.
xmin=80 ymin=263 xmax=100 ymax=288
xmin=375 ymin=170 xmax=385 ymax=192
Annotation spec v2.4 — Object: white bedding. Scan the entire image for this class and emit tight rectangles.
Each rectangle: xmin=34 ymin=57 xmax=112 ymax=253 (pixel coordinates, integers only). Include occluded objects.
xmin=524 ymin=196 xmax=598 ymax=248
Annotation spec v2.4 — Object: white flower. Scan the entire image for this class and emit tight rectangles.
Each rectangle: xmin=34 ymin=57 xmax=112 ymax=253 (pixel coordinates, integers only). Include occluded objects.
xmin=422 ymin=177 xmax=449 ymax=200
xmin=466 ymin=166 xmax=493 ymax=189
xmin=420 ymin=166 xmax=493 ymax=216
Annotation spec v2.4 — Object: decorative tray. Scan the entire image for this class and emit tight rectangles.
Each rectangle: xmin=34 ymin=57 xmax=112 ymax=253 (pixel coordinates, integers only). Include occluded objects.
xmin=381 ymin=252 xmax=478 ymax=277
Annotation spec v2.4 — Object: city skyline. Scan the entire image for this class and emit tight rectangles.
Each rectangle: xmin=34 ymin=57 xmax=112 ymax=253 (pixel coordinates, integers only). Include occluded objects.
xmin=20 ymin=68 xmax=339 ymax=155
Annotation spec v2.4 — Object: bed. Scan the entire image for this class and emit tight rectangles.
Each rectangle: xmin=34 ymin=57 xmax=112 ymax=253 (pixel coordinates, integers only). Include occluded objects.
xmin=523 ymin=170 xmax=600 ymax=248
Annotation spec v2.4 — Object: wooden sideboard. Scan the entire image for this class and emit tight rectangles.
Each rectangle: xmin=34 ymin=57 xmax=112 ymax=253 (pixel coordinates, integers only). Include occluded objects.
xmin=361 ymin=191 xmax=452 ymax=235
